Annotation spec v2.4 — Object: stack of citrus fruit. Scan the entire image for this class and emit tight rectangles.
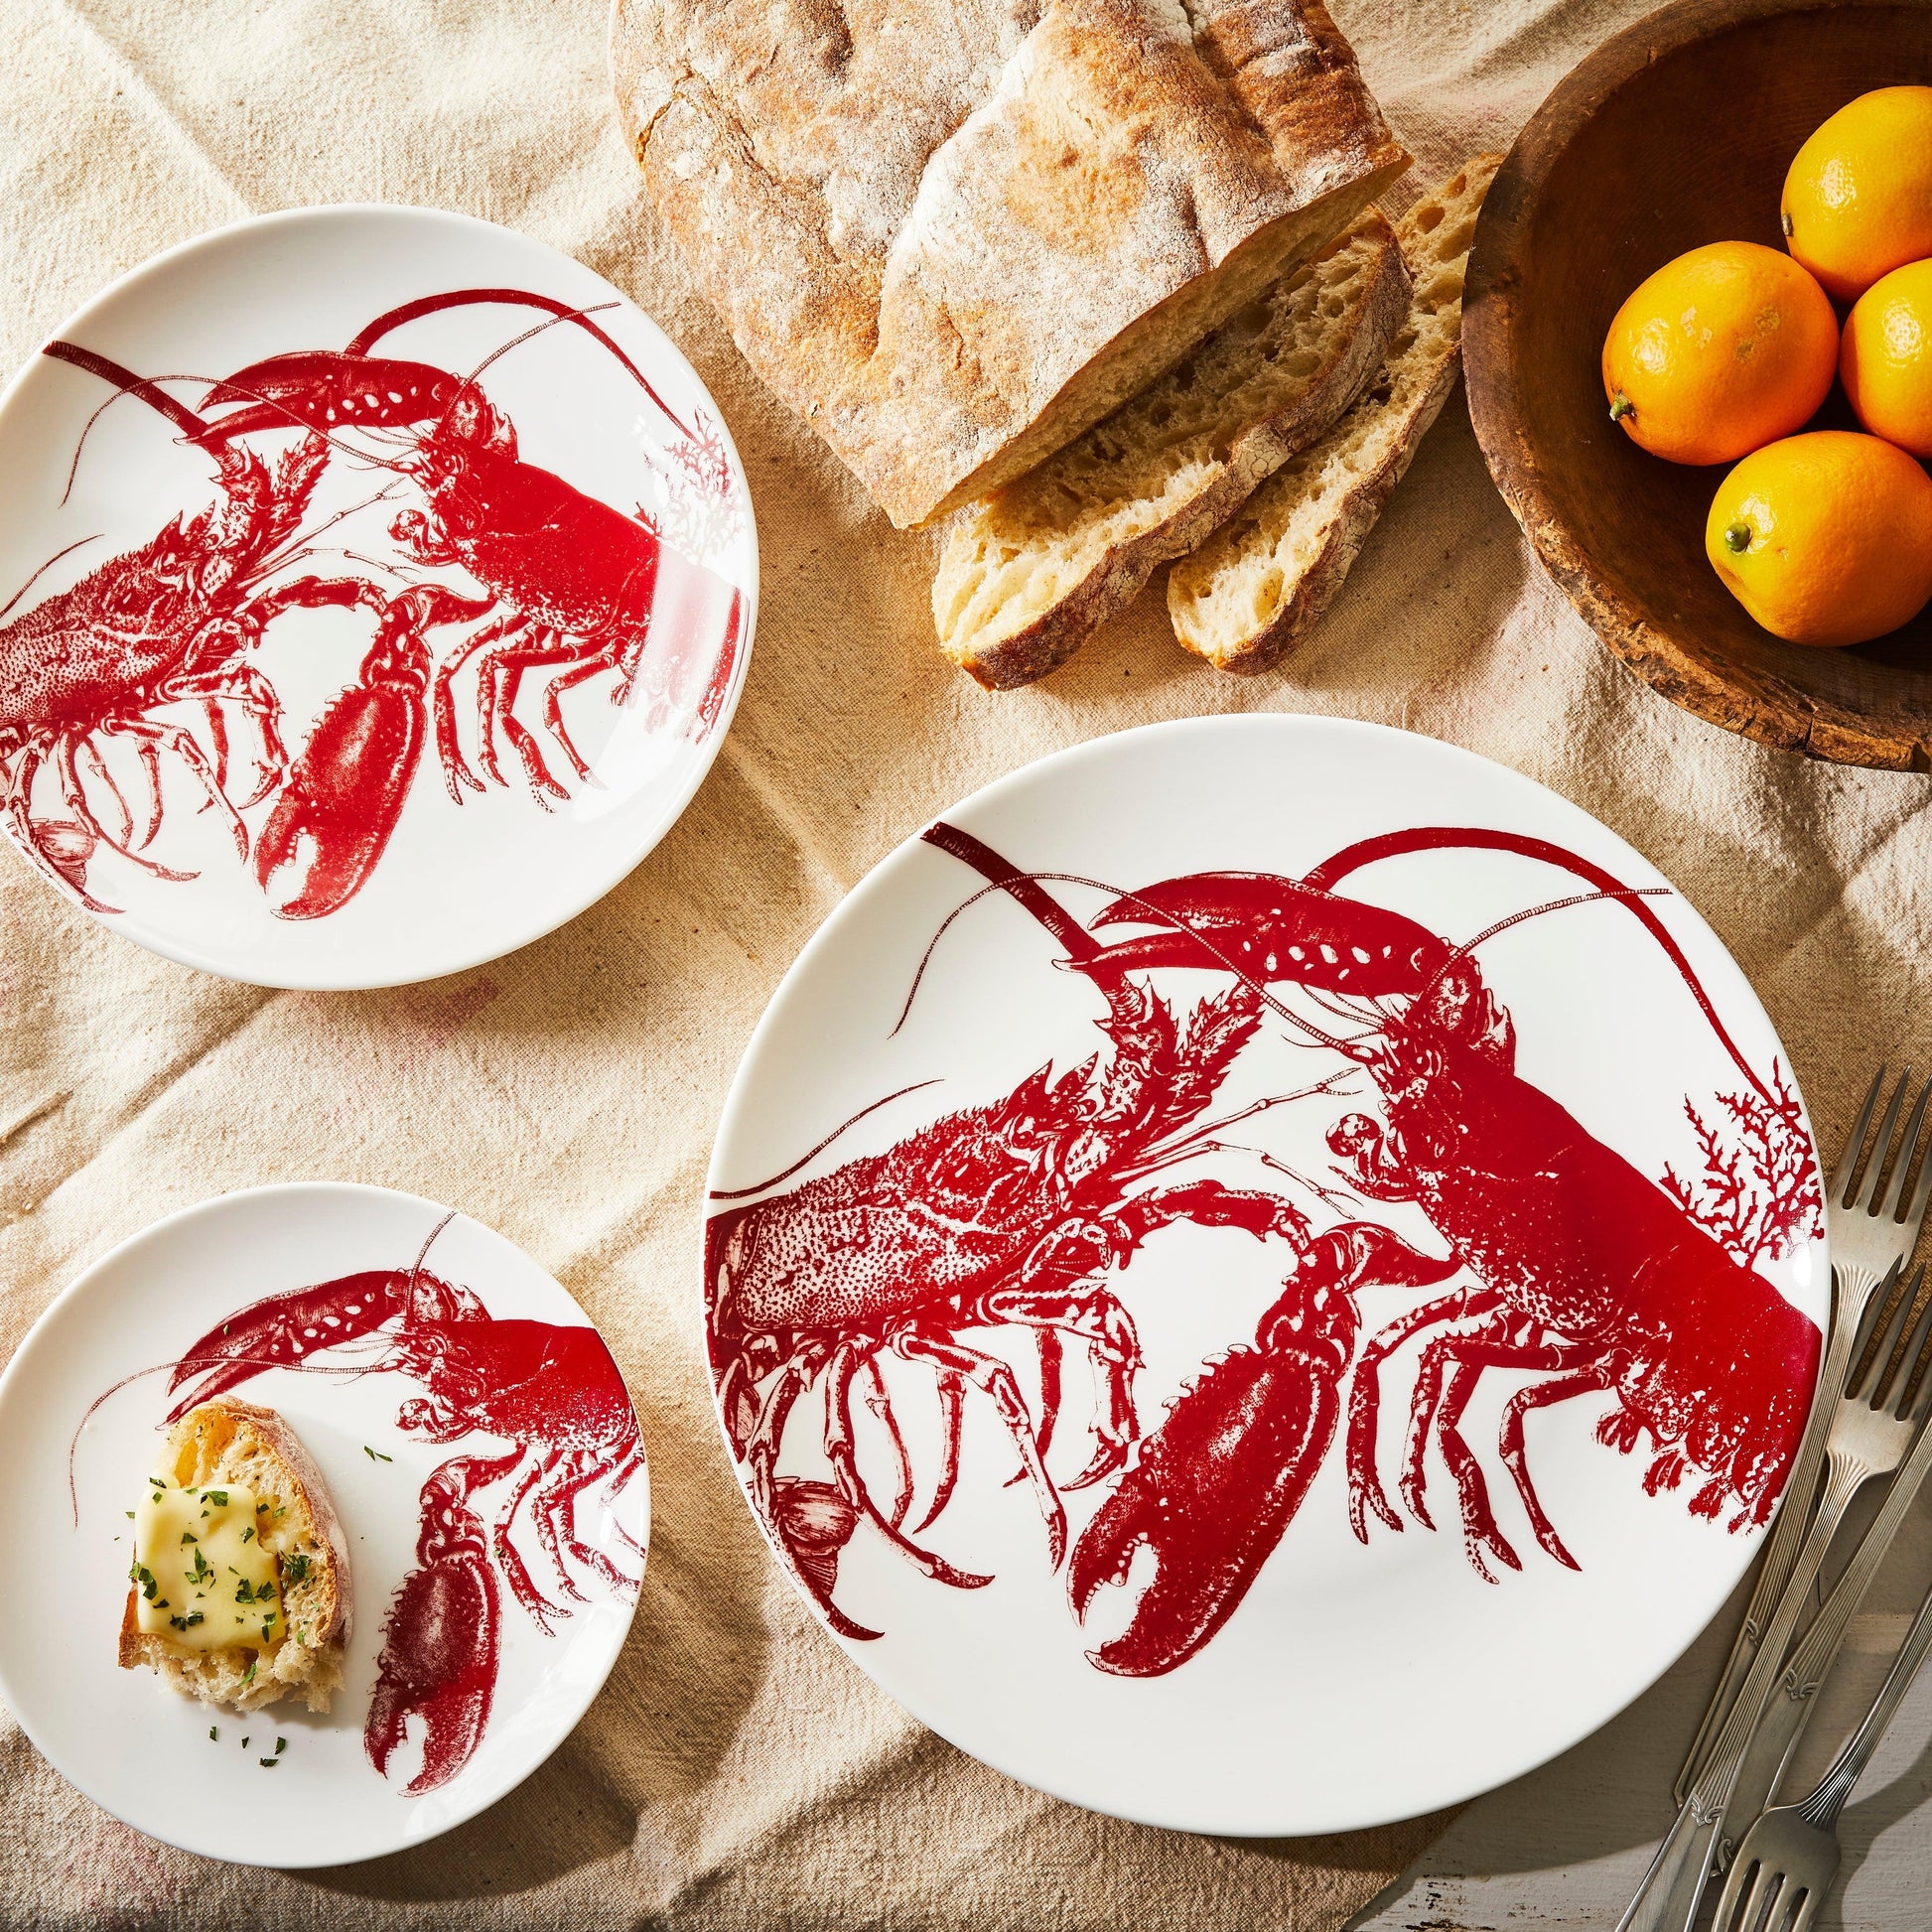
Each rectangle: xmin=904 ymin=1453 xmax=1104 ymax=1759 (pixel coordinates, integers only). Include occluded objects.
xmin=1601 ymin=85 xmax=1932 ymax=648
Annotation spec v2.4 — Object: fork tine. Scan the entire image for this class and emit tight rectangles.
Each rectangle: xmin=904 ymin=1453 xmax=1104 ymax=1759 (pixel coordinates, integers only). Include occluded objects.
xmin=1718 ymin=1855 xmax=1763 ymax=1932
xmin=1882 ymin=1076 xmax=1932 ymax=1221
xmin=1745 ymin=1862 xmax=1780 ymax=1932
xmin=1891 ymin=1265 xmax=1932 ymax=1419
xmin=1884 ymin=1266 xmax=1932 ymax=1416
xmin=1835 ymin=1064 xmax=1888 ymax=1204
xmin=1850 ymin=1263 xmax=1910 ymax=1400
xmin=1786 ymin=1882 xmax=1816 ymax=1932
xmin=1858 ymin=1068 xmax=1913 ymax=1213
xmin=1900 ymin=1097 xmax=1932 ymax=1259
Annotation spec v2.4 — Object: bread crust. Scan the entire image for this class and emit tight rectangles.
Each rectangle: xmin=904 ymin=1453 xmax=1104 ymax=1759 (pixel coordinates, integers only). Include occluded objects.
xmin=936 ymin=211 xmax=1411 ymax=689
xmin=1208 ymin=347 xmax=1458 ymax=673
xmin=612 ymin=0 xmax=1407 ymax=528
xmin=1168 ymin=155 xmax=1503 ymax=671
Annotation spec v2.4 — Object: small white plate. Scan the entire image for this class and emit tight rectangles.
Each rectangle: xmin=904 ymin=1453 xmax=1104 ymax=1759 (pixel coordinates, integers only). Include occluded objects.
xmin=0 ymin=1183 xmax=647 ymax=1866
xmin=704 ymin=716 xmax=1828 ymax=1837
xmin=0 ymin=206 xmax=755 ymax=988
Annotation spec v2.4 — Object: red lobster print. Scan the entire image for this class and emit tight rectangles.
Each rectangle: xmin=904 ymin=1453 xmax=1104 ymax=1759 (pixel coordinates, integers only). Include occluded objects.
xmin=704 ymin=825 xmax=1459 ymax=1643
xmin=1055 ymin=828 xmax=1824 ymax=1675
xmin=6 ymin=286 xmax=745 ymax=921
xmin=708 ymin=821 xmax=1822 ymax=1682
xmin=0 ymin=345 xmax=452 ymax=915
xmin=182 ymin=288 xmax=748 ymax=821
xmin=161 ymin=1217 xmax=644 ymax=1791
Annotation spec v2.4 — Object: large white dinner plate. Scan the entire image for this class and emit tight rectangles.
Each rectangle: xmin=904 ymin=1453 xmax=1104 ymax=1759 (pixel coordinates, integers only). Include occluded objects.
xmin=703 ymin=716 xmax=1828 ymax=1836
xmin=0 ymin=1183 xmax=647 ymax=1865
xmin=0 ymin=206 xmax=755 ymax=987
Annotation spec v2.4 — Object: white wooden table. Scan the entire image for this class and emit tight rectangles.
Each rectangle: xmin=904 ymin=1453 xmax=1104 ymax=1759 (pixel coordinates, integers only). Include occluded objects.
xmin=1351 ymin=1486 xmax=1932 ymax=1930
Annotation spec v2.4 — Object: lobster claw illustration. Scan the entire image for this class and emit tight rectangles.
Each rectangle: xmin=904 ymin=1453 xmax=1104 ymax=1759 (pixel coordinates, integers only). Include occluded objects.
xmin=254 ymin=585 xmax=488 ymax=919
xmin=164 ymin=1269 xmax=418 ymax=1420
xmin=1069 ymin=1223 xmax=1460 ymax=1677
xmin=366 ymin=1450 xmax=514 ymax=1794
xmin=198 ymin=350 xmax=468 ymax=445
xmin=1083 ymin=872 xmax=1450 ymax=996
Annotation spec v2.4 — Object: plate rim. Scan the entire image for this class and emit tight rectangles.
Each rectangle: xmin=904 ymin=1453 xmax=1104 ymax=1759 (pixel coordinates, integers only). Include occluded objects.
xmin=700 ymin=712 xmax=1827 ymax=1837
xmin=0 ymin=1177 xmax=649 ymax=1867
xmin=0 ymin=202 xmax=759 ymax=991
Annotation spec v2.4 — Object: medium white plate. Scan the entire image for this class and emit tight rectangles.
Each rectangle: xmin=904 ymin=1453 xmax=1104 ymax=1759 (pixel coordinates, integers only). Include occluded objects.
xmin=0 ymin=1183 xmax=647 ymax=1866
xmin=0 ymin=206 xmax=755 ymax=988
xmin=704 ymin=716 xmax=1827 ymax=1836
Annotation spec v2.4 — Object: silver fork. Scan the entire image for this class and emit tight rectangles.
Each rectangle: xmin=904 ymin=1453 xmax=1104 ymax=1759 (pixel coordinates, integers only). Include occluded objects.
xmin=1677 ymin=1067 xmax=1932 ymax=1802
xmin=1715 ymin=1320 xmax=1932 ymax=1932
xmin=1717 ymin=1265 xmax=1932 ymax=1851
xmin=1615 ymin=1267 xmax=1932 ymax=1932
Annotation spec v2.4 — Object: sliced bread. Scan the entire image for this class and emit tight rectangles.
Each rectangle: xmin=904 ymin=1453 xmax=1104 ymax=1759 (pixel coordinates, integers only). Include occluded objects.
xmin=1168 ymin=154 xmax=1504 ymax=673
xmin=119 ymin=1398 xmax=351 ymax=1715
xmin=932 ymin=210 xmax=1412 ymax=690
xmin=614 ymin=0 xmax=1409 ymax=529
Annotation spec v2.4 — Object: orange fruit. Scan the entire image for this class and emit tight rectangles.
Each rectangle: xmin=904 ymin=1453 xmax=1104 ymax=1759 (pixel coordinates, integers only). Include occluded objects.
xmin=1782 ymin=86 xmax=1932 ymax=304
xmin=1842 ymin=258 xmax=1932 ymax=457
xmin=1602 ymin=241 xmax=1838 ymax=465
xmin=1706 ymin=430 xmax=1932 ymax=646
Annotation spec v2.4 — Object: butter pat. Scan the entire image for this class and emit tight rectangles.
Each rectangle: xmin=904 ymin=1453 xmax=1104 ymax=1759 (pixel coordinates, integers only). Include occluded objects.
xmin=131 ymin=1479 xmax=282 ymax=1655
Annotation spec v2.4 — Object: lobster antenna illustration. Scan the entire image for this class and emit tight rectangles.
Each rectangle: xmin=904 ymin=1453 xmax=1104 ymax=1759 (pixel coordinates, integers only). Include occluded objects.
xmin=0 ymin=534 xmax=103 ymax=623
xmin=906 ymin=824 xmax=1356 ymax=1053
xmin=404 ymin=1210 xmax=459 ymax=1315
xmin=1414 ymin=886 xmax=1672 ymax=1003
xmin=43 ymin=341 xmax=226 ymax=502
xmin=708 ymin=1079 xmax=944 ymax=1200
xmin=65 ymin=1348 xmax=371 ymax=1529
xmin=1304 ymin=824 xmax=1777 ymax=1107
xmin=344 ymin=288 xmax=695 ymax=441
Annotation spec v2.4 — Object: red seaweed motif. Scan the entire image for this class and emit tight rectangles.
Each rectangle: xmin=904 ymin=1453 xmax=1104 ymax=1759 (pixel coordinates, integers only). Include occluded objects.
xmin=154 ymin=1216 xmax=643 ymax=1791
xmin=706 ymin=822 xmax=1824 ymax=1678
xmin=3 ymin=286 xmax=745 ymax=918
xmin=1663 ymin=1062 xmax=1824 ymax=1269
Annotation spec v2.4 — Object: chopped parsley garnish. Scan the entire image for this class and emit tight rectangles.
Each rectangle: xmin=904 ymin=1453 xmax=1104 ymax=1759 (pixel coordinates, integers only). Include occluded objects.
xmin=274 ymin=1737 xmax=286 ymax=1755
xmin=241 ymin=1660 xmax=256 ymax=1686
xmin=255 ymin=1501 xmax=268 ymax=1513
xmin=284 ymin=1553 xmax=310 ymax=1585
xmin=204 ymin=1489 xmax=227 ymax=1507
xmin=130 ymin=1564 xmax=159 ymax=1602
xmin=363 ymin=1446 xmax=392 ymax=1462
xmin=240 ymin=1735 xmax=249 ymax=1749
xmin=179 ymin=1530 xmax=199 ymax=1546
xmin=239 ymin=1527 xmax=254 ymax=1544
xmin=190 ymin=1549 xmax=212 ymax=1586
xmin=259 ymin=1757 xmax=280 ymax=1768
xmin=235 ymin=1578 xmax=262 ymax=1604
xmin=167 ymin=1612 xmax=205 ymax=1632
xmin=208 ymin=1726 xmax=217 ymax=1742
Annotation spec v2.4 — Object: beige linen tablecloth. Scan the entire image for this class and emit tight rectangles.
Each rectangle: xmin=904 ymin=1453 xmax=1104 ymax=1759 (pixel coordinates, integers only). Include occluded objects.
xmin=3 ymin=2 xmax=1926 ymax=1925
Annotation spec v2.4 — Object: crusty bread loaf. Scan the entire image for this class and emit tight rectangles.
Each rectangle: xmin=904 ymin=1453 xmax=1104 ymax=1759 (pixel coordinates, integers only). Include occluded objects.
xmin=932 ymin=210 xmax=1411 ymax=689
xmin=119 ymin=1399 xmax=350 ymax=1715
xmin=1169 ymin=155 xmax=1503 ymax=671
xmin=612 ymin=0 xmax=1409 ymax=529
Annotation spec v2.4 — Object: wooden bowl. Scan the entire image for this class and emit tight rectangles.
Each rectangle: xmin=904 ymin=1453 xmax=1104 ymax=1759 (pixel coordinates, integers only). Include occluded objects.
xmin=1464 ymin=0 xmax=1932 ymax=769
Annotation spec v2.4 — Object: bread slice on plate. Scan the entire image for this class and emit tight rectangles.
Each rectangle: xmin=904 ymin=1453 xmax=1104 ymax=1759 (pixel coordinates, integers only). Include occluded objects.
xmin=1168 ymin=154 xmax=1505 ymax=673
xmin=120 ymin=1398 xmax=350 ymax=1715
xmin=932 ymin=210 xmax=1412 ymax=690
